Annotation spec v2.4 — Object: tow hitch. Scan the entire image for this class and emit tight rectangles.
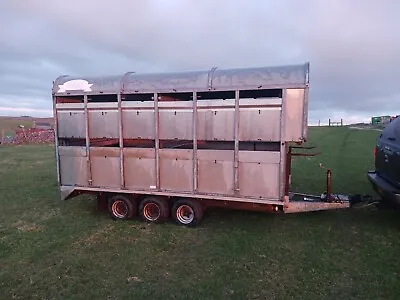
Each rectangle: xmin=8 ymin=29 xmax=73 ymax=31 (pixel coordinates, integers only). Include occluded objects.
xmin=285 ymin=145 xmax=374 ymax=213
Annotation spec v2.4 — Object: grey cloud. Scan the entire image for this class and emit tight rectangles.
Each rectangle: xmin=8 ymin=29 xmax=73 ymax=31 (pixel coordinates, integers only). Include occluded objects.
xmin=0 ymin=0 xmax=399 ymax=121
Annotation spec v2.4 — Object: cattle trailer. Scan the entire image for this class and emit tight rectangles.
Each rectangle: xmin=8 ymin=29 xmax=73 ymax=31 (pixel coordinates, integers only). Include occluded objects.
xmin=51 ymin=62 xmax=355 ymax=226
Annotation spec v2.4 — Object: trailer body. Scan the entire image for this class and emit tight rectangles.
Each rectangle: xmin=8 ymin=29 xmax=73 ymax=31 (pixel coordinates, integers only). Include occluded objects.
xmin=52 ymin=62 xmax=351 ymax=224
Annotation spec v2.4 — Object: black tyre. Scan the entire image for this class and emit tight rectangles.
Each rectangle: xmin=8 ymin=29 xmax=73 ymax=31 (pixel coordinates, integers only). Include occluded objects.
xmin=108 ymin=194 xmax=137 ymax=220
xmin=139 ymin=196 xmax=169 ymax=223
xmin=171 ymin=198 xmax=204 ymax=227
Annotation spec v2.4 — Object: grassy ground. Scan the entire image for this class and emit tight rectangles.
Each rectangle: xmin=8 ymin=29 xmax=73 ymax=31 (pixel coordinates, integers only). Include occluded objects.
xmin=1 ymin=127 xmax=400 ymax=300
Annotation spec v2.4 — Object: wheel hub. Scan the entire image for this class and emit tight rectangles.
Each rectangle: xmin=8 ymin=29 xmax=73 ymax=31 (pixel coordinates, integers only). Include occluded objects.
xmin=143 ymin=203 xmax=161 ymax=221
xmin=176 ymin=205 xmax=194 ymax=224
xmin=112 ymin=200 xmax=128 ymax=218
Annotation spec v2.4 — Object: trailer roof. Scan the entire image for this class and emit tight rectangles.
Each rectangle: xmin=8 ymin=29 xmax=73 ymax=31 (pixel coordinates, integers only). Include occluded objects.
xmin=53 ymin=62 xmax=309 ymax=95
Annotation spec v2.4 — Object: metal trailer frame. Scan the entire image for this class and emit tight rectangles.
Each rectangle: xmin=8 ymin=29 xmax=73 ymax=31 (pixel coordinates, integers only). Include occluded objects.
xmin=51 ymin=62 xmax=358 ymax=225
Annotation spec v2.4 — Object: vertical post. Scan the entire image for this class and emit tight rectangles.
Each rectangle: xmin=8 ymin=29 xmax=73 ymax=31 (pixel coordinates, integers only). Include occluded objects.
xmin=154 ymin=92 xmax=160 ymax=190
xmin=84 ymin=94 xmax=92 ymax=186
xmin=341 ymin=118 xmax=343 ymax=126
xmin=117 ymin=93 xmax=125 ymax=188
xmin=52 ymin=95 xmax=61 ymax=187
xmin=192 ymin=91 xmax=198 ymax=192
xmin=285 ymin=146 xmax=293 ymax=196
xmin=329 ymin=118 xmax=331 ymax=127
xmin=279 ymin=89 xmax=288 ymax=206
xmin=233 ymin=90 xmax=240 ymax=195
xmin=326 ymin=169 xmax=332 ymax=200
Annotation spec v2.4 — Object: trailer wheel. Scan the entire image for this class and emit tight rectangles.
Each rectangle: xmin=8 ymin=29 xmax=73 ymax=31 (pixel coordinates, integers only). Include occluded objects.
xmin=139 ymin=196 xmax=169 ymax=223
xmin=172 ymin=199 xmax=204 ymax=227
xmin=108 ymin=194 xmax=136 ymax=220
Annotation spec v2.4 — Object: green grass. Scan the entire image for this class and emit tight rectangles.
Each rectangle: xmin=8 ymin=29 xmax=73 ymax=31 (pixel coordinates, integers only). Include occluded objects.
xmin=1 ymin=127 xmax=400 ymax=300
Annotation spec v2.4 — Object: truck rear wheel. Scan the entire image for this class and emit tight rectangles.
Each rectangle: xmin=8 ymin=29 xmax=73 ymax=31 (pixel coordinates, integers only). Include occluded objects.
xmin=172 ymin=199 xmax=204 ymax=227
xmin=139 ymin=196 xmax=169 ymax=223
xmin=108 ymin=194 xmax=136 ymax=220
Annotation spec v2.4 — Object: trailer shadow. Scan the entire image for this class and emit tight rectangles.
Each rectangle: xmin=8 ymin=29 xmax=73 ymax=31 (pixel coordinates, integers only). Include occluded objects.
xmin=201 ymin=205 xmax=400 ymax=233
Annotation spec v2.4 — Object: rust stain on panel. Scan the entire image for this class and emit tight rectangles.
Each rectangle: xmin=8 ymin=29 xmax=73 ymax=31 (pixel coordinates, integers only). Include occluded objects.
xmin=123 ymin=148 xmax=155 ymax=159
xmin=58 ymin=146 xmax=87 ymax=157
xmin=90 ymin=147 xmax=120 ymax=157
xmin=159 ymin=149 xmax=192 ymax=160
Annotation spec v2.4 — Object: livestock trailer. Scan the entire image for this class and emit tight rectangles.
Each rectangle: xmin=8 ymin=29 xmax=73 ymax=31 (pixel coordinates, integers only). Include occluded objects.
xmin=52 ymin=62 xmax=355 ymax=226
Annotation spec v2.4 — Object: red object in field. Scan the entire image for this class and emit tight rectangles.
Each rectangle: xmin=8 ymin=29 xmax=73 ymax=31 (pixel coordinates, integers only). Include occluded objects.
xmin=5 ymin=128 xmax=55 ymax=145
xmin=326 ymin=169 xmax=332 ymax=200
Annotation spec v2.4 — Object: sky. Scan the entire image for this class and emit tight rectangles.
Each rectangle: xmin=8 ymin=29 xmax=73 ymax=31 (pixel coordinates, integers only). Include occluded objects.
xmin=0 ymin=0 xmax=399 ymax=125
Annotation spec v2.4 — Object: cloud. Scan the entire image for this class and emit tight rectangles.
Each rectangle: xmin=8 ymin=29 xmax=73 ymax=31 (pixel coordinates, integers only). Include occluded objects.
xmin=0 ymin=0 xmax=399 ymax=122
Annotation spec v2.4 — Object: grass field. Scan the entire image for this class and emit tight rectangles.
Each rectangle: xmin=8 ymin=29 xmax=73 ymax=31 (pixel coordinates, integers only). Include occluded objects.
xmin=1 ymin=126 xmax=400 ymax=299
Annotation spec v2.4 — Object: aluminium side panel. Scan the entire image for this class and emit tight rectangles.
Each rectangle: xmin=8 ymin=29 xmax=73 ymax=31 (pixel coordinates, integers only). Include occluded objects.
xmin=197 ymin=150 xmax=235 ymax=195
xmin=197 ymin=108 xmax=235 ymax=141
xmin=238 ymin=107 xmax=282 ymax=141
xmin=158 ymin=104 xmax=193 ymax=140
xmin=58 ymin=146 xmax=88 ymax=186
xmin=197 ymin=99 xmax=235 ymax=141
xmin=238 ymin=151 xmax=281 ymax=199
xmin=57 ymin=110 xmax=86 ymax=138
xmin=122 ymin=103 xmax=155 ymax=139
xmin=283 ymin=88 xmax=306 ymax=142
xmin=88 ymin=109 xmax=119 ymax=139
xmin=124 ymin=148 xmax=156 ymax=189
xmin=89 ymin=147 xmax=121 ymax=188
xmin=159 ymin=149 xmax=193 ymax=192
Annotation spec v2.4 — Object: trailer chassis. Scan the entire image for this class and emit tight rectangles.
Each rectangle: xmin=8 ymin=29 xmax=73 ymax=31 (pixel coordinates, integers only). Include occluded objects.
xmin=58 ymin=144 xmax=372 ymax=225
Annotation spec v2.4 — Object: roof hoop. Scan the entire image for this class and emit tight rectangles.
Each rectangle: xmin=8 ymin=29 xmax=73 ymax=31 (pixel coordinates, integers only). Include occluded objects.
xmin=121 ymin=71 xmax=135 ymax=94
xmin=305 ymin=62 xmax=310 ymax=84
xmin=207 ymin=67 xmax=218 ymax=90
